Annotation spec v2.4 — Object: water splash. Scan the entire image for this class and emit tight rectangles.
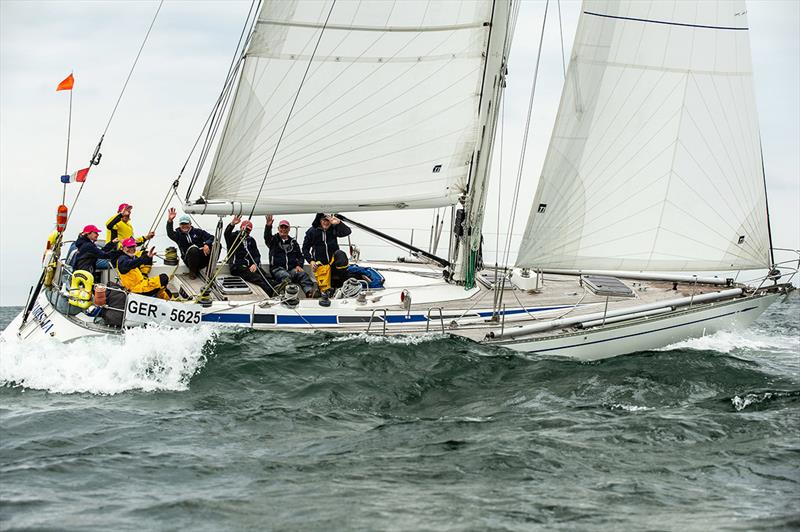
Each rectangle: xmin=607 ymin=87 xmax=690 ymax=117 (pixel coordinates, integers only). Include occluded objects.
xmin=659 ymin=326 xmax=799 ymax=354
xmin=731 ymin=391 xmax=800 ymax=412
xmin=0 ymin=324 xmax=216 ymax=395
xmin=329 ymin=331 xmax=447 ymax=346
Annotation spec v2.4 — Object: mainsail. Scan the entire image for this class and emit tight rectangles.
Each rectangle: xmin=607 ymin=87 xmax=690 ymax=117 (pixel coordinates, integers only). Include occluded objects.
xmin=187 ymin=0 xmax=497 ymax=215
xmin=516 ymin=0 xmax=773 ymax=272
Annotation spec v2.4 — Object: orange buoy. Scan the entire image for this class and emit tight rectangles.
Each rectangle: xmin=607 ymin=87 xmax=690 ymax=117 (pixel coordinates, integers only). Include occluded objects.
xmin=56 ymin=204 xmax=68 ymax=233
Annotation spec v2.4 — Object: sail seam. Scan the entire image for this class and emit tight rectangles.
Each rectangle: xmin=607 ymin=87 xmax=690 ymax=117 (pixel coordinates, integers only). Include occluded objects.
xmin=582 ymin=11 xmax=748 ymax=31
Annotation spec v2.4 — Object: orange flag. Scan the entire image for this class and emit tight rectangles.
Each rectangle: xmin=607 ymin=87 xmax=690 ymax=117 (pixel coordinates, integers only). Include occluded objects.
xmin=56 ymin=74 xmax=74 ymax=91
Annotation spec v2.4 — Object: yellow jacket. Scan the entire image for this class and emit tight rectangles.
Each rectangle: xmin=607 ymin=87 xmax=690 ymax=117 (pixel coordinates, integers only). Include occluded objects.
xmin=116 ymin=253 xmax=168 ymax=300
xmin=106 ymin=213 xmax=144 ymax=247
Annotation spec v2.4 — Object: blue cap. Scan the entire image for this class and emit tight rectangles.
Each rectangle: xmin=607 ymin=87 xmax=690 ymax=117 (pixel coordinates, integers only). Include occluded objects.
xmin=177 ymin=214 xmax=192 ymax=225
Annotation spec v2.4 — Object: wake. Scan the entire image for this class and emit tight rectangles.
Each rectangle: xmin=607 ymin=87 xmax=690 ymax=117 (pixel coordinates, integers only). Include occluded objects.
xmin=0 ymin=324 xmax=217 ymax=395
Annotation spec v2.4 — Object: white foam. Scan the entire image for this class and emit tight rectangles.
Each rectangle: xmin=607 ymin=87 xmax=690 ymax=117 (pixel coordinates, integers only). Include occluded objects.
xmin=330 ymin=332 xmax=446 ymax=345
xmin=608 ymin=403 xmax=652 ymax=412
xmin=659 ymin=327 xmax=799 ymax=354
xmin=0 ymin=325 xmax=216 ymax=395
xmin=731 ymin=392 xmax=775 ymax=412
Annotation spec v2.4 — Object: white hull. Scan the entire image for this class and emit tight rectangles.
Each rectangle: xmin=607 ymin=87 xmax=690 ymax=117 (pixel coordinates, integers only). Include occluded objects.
xmin=490 ymin=292 xmax=782 ymax=361
xmin=3 ymin=265 xmax=789 ymax=362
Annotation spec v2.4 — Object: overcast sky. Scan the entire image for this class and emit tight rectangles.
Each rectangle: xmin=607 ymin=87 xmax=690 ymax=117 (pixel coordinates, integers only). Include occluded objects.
xmin=1 ymin=0 xmax=798 ymax=305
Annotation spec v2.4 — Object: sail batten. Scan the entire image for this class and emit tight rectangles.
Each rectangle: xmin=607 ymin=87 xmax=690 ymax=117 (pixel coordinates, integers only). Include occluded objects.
xmin=516 ymin=0 xmax=771 ymax=272
xmin=191 ymin=0 xmax=495 ymax=216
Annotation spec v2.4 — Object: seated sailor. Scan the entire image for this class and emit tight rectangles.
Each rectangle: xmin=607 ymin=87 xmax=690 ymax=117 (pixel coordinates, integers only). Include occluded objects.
xmin=264 ymin=215 xmax=315 ymax=298
xmin=224 ymin=215 xmax=273 ymax=294
xmin=72 ymin=224 xmax=119 ymax=277
xmin=116 ymin=238 xmax=170 ymax=300
xmin=106 ymin=203 xmax=154 ymax=248
xmin=330 ymin=249 xmax=371 ymax=290
xmin=302 ymin=213 xmax=352 ymax=293
xmin=166 ymin=208 xmax=215 ymax=279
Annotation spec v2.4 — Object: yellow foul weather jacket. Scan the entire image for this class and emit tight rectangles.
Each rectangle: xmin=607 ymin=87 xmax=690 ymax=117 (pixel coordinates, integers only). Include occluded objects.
xmin=116 ymin=254 xmax=169 ymax=300
xmin=106 ymin=213 xmax=145 ymax=247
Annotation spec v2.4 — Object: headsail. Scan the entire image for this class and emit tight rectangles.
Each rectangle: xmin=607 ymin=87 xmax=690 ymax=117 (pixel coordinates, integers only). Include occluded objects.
xmin=187 ymin=0 xmax=495 ymax=215
xmin=516 ymin=0 xmax=772 ymax=272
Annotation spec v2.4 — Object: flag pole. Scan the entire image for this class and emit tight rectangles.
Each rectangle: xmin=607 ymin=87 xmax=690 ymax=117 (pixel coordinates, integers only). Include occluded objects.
xmin=62 ymin=72 xmax=73 ymax=206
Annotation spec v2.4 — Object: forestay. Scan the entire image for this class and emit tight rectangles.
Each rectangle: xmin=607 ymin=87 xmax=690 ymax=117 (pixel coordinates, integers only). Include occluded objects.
xmin=516 ymin=0 xmax=772 ymax=272
xmin=190 ymin=0 xmax=494 ymax=215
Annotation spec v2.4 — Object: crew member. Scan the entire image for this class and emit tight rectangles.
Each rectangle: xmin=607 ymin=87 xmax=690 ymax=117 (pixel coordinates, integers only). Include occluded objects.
xmin=166 ymin=208 xmax=215 ymax=279
xmin=72 ymin=224 xmax=119 ymax=277
xmin=116 ymin=238 xmax=170 ymax=299
xmin=224 ymin=215 xmax=272 ymax=294
xmin=264 ymin=215 xmax=314 ymax=297
xmin=302 ymin=213 xmax=351 ymax=293
xmin=106 ymin=203 xmax=155 ymax=248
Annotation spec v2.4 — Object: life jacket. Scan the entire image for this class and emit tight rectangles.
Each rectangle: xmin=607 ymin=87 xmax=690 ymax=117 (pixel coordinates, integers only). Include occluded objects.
xmin=68 ymin=270 xmax=94 ymax=309
xmin=314 ymin=256 xmax=334 ymax=292
xmin=106 ymin=213 xmax=140 ymax=246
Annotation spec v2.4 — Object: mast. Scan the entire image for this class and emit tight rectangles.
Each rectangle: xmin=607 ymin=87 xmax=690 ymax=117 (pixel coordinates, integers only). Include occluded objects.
xmin=450 ymin=0 xmax=513 ymax=286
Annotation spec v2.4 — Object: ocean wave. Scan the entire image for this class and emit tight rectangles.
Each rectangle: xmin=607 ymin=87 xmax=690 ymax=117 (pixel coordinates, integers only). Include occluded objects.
xmin=731 ymin=390 xmax=800 ymax=412
xmin=0 ymin=324 xmax=216 ymax=395
xmin=328 ymin=331 xmax=449 ymax=346
xmin=659 ymin=327 xmax=799 ymax=354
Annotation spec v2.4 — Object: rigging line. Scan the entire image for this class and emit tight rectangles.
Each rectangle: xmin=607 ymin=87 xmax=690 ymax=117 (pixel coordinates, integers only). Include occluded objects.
xmin=556 ymin=0 xmax=566 ymax=78
xmin=759 ymin=140 xmax=776 ymax=267
xmin=63 ymin=2 xmax=164 ymax=234
xmin=248 ymin=0 xmax=335 ymax=219
xmin=195 ymin=227 xmax=317 ymax=329
xmin=500 ymin=0 xmax=549 ymax=270
xmin=191 ymin=71 xmax=241 ymax=194
xmin=493 ymin=91 xmax=506 ymax=315
xmin=186 ymin=0 xmax=260 ymax=199
xmin=234 ymin=0 xmax=336 ymax=214
xmin=101 ymin=0 xmax=164 ymax=138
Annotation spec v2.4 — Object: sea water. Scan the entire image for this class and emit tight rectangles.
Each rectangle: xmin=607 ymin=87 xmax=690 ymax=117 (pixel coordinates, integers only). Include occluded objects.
xmin=1 ymin=295 xmax=798 ymax=530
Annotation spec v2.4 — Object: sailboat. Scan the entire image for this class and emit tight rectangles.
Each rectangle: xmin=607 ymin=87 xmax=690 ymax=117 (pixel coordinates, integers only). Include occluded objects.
xmin=3 ymin=0 xmax=795 ymax=361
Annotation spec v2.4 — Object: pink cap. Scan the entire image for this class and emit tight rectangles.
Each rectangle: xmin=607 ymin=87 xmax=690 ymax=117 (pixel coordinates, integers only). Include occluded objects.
xmin=240 ymin=220 xmax=253 ymax=231
xmin=121 ymin=237 xmax=137 ymax=248
xmin=118 ymin=203 xmax=131 ymax=213
xmin=278 ymin=219 xmax=290 ymax=227
xmin=82 ymin=224 xmax=102 ymax=234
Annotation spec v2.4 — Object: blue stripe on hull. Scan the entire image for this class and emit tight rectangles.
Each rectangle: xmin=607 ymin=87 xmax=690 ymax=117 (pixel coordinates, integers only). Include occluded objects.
xmin=202 ymin=313 xmax=250 ymax=324
xmin=200 ymin=305 xmax=580 ymax=327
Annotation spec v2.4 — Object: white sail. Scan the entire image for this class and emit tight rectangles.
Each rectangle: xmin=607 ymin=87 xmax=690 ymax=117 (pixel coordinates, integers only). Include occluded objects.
xmin=516 ymin=0 xmax=772 ymax=272
xmin=188 ymin=0 xmax=495 ymax=215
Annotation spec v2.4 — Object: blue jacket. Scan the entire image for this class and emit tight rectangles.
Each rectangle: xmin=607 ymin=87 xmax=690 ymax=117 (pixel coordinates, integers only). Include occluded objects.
xmin=116 ymin=253 xmax=153 ymax=275
xmin=264 ymin=225 xmax=304 ymax=271
xmin=302 ymin=214 xmax=351 ymax=264
xmin=166 ymin=220 xmax=214 ymax=258
xmin=73 ymin=234 xmax=118 ymax=274
xmin=224 ymin=224 xmax=262 ymax=271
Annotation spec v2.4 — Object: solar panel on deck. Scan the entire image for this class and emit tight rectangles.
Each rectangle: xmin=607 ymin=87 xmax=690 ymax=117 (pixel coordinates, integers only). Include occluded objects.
xmin=582 ymin=275 xmax=634 ymax=298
